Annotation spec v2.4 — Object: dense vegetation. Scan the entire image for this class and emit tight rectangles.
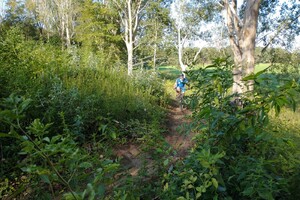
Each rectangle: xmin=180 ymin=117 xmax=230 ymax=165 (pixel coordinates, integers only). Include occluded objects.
xmin=0 ymin=26 xmax=168 ymax=199
xmin=162 ymin=59 xmax=300 ymax=199
xmin=1 ymin=0 xmax=300 ymax=199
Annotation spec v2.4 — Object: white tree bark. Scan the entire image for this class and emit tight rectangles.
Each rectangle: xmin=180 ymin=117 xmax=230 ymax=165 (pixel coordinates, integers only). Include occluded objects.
xmin=153 ymin=23 xmax=158 ymax=69
xmin=29 ymin=0 xmax=77 ymax=48
xmin=113 ymin=0 xmax=147 ymax=75
xmin=0 ymin=0 xmax=5 ymax=19
xmin=172 ymin=0 xmax=200 ymax=72
xmin=223 ymin=0 xmax=261 ymax=94
xmin=177 ymin=27 xmax=186 ymax=72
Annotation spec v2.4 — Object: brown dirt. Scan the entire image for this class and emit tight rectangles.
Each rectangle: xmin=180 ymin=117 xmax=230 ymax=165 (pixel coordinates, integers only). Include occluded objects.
xmin=164 ymin=102 xmax=194 ymax=158
xmin=113 ymin=100 xmax=195 ymax=176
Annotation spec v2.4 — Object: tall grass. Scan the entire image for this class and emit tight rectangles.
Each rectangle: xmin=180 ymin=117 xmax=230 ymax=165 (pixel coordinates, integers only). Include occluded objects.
xmin=0 ymin=27 xmax=166 ymax=140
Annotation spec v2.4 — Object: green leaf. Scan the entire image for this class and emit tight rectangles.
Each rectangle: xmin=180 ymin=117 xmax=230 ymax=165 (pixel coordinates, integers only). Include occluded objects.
xmin=211 ymin=178 xmax=218 ymax=189
xmin=96 ymin=185 xmax=105 ymax=197
xmin=255 ymin=132 xmax=267 ymax=142
xmin=19 ymin=98 xmax=32 ymax=113
xmin=43 ymin=137 xmax=50 ymax=143
xmin=200 ymin=160 xmax=210 ymax=168
xmin=63 ymin=192 xmax=81 ymax=200
xmin=110 ymin=132 xmax=117 ymax=139
xmin=28 ymin=119 xmax=51 ymax=137
xmin=79 ymin=162 xmax=93 ymax=169
xmin=156 ymin=148 xmax=163 ymax=153
xmin=235 ymin=133 xmax=241 ymax=141
xmin=190 ymin=176 xmax=197 ymax=182
xmin=258 ymin=190 xmax=274 ymax=200
xmin=163 ymin=159 xmax=169 ymax=166
xmin=0 ymin=110 xmax=17 ymax=122
xmin=103 ymin=163 xmax=119 ymax=173
xmin=0 ymin=132 xmax=19 ymax=138
xmin=196 ymin=187 xmax=201 ymax=192
xmin=242 ymin=186 xmax=254 ymax=196
xmin=164 ymin=183 xmax=169 ymax=191
xmin=242 ymin=67 xmax=270 ymax=81
xmin=40 ymin=174 xmax=51 ymax=184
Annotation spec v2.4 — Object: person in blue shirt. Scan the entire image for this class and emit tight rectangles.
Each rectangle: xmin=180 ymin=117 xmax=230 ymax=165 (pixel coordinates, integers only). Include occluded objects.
xmin=174 ymin=73 xmax=188 ymax=97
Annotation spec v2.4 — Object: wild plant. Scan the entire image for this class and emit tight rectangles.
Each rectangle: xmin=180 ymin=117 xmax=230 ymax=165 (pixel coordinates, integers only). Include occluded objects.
xmin=163 ymin=58 xmax=300 ymax=199
xmin=0 ymin=94 xmax=120 ymax=199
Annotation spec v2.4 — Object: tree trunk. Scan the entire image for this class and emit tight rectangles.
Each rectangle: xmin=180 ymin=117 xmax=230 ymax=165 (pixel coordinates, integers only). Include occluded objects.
xmin=127 ymin=43 xmax=133 ymax=75
xmin=127 ymin=0 xmax=133 ymax=75
xmin=65 ymin=0 xmax=71 ymax=48
xmin=153 ymin=22 xmax=158 ymax=70
xmin=225 ymin=0 xmax=261 ymax=95
xmin=113 ymin=0 xmax=145 ymax=75
xmin=153 ymin=43 xmax=157 ymax=70
xmin=241 ymin=0 xmax=260 ymax=92
xmin=177 ymin=27 xmax=185 ymax=71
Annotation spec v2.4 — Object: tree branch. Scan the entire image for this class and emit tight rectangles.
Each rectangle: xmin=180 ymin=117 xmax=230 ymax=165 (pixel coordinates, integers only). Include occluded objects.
xmin=260 ymin=13 xmax=300 ymax=53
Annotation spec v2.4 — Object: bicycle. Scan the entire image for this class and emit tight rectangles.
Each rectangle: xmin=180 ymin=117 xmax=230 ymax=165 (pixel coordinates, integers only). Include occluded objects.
xmin=176 ymin=89 xmax=185 ymax=111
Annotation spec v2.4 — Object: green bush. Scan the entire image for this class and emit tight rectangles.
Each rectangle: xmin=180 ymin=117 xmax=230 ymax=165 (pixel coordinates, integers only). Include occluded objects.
xmin=0 ymin=27 xmax=166 ymax=139
xmin=0 ymin=27 xmax=167 ymax=198
xmin=163 ymin=58 xmax=300 ymax=199
xmin=0 ymin=94 xmax=120 ymax=199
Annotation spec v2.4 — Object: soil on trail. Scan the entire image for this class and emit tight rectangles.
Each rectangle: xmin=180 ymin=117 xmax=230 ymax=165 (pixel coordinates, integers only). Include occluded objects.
xmin=164 ymin=100 xmax=194 ymax=158
xmin=114 ymin=100 xmax=195 ymax=176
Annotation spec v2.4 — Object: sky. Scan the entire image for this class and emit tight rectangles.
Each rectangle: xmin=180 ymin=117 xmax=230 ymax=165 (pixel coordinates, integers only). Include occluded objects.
xmin=0 ymin=0 xmax=6 ymax=18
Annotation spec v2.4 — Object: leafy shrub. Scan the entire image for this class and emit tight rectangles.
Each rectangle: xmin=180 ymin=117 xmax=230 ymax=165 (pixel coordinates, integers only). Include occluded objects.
xmin=0 ymin=94 xmax=120 ymax=199
xmin=0 ymin=27 xmax=166 ymax=140
xmin=0 ymin=27 xmax=167 ymax=199
xmin=163 ymin=58 xmax=300 ymax=199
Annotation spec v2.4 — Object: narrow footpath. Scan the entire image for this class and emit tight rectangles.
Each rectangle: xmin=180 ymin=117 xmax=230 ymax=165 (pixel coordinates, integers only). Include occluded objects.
xmin=164 ymin=100 xmax=194 ymax=158
xmin=114 ymin=100 xmax=195 ymax=177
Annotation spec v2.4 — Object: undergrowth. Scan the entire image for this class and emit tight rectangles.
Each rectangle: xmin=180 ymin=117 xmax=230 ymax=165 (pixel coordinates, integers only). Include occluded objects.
xmin=1 ymin=27 xmax=300 ymax=200
xmin=0 ymin=27 xmax=168 ymax=199
xmin=162 ymin=58 xmax=300 ymax=200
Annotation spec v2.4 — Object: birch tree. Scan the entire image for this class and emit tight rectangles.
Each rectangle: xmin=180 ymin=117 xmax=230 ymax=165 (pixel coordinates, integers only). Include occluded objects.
xmin=112 ymin=0 xmax=148 ymax=75
xmin=170 ymin=0 xmax=218 ymax=71
xmin=138 ymin=0 xmax=170 ymax=69
xmin=0 ymin=0 xmax=6 ymax=20
xmin=170 ymin=0 xmax=188 ymax=72
xmin=53 ymin=0 xmax=74 ymax=48
xmin=27 ymin=0 xmax=78 ymax=48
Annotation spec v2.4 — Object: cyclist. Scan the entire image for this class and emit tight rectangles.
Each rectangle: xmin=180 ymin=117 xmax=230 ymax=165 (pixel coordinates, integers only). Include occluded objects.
xmin=174 ymin=73 xmax=188 ymax=98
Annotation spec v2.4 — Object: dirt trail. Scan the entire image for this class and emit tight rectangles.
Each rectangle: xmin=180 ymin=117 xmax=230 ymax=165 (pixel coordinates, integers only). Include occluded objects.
xmin=164 ymin=103 xmax=194 ymax=158
xmin=114 ymin=101 xmax=194 ymax=176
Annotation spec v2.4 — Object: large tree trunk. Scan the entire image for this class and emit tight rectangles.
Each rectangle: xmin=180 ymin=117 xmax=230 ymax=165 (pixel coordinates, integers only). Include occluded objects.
xmin=241 ymin=0 xmax=260 ymax=92
xmin=225 ymin=0 xmax=261 ymax=95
